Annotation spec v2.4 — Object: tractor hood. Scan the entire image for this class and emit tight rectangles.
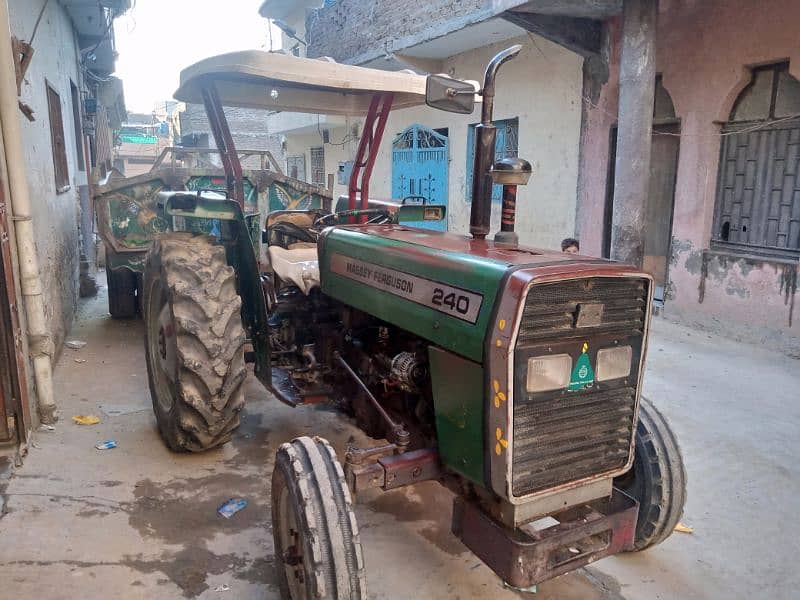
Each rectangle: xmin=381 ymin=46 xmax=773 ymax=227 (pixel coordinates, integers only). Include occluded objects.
xmin=318 ymin=226 xmax=615 ymax=362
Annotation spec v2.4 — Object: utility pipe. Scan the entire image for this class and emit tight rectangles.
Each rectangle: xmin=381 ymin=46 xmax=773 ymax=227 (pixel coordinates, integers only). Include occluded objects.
xmin=0 ymin=0 xmax=56 ymax=423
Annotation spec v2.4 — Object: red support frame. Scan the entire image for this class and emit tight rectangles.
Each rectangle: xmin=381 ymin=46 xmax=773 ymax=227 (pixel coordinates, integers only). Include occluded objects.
xmin=348 ymin=92 xmax=393 ymax=222
xmin=201 ymin=83 xmax=245 ymax=208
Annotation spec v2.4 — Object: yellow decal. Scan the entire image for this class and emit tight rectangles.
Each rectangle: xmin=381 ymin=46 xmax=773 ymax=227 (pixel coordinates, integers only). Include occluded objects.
xmin=496 ymin=338 xmax=502 ymax=347
xmin=495 ymin=428 xmax=508 ymax=455
xmin=492 ymin=379 xmax=507 ymax=408
xmin=499 ymin=319 xmax=506 ymax=331
xmin=582 ymin=342 xmax=589 ymax=353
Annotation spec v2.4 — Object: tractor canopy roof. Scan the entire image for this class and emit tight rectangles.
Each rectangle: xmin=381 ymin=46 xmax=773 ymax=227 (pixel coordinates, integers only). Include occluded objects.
xmin=175 ymin=50 xmax=444 ymax=116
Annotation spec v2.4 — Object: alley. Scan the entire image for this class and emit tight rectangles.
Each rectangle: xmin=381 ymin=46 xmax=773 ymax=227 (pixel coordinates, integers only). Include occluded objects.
xmin=0 ymin=278 xmax=797 ymax=599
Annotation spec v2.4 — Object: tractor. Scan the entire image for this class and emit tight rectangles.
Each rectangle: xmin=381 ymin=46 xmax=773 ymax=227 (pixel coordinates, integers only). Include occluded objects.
xmin=142 ymin=46 xmax=686 ymax=598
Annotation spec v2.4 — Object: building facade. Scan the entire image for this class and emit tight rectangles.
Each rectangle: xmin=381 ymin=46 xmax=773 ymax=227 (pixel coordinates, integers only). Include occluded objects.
xmin=577 ymin=0 xmax=800 ymax=352
xmin=260 ymin=0 xmax=586 ymax=250
xmin=0 ymin=0 xmax=128 ymax=443
xmin=179 ymin=103 xmax=284 ymax=171
xmin=261 ymin=0 xmax=800 ymax=352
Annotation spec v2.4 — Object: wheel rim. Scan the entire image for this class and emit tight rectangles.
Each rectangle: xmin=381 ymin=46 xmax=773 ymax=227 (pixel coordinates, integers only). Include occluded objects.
xmin=146 ymin=275 xmax=177 ymax=412
xmin=277 ymin=486 xmax=307 ymax=599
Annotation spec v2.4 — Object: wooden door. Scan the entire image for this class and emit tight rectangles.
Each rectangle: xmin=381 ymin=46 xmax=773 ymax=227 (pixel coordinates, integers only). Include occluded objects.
xmin=644 ymin=124 xmax=680 ymax=302
xmin=604 ymin=124 xmax=680 ymax=302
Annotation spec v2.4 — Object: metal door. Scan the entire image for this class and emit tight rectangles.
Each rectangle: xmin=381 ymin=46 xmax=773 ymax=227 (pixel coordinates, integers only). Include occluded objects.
xmin=0 ymin=197 xmax=31 ymax=444
xmin=391 ymin=125 xmax=448 ymax=231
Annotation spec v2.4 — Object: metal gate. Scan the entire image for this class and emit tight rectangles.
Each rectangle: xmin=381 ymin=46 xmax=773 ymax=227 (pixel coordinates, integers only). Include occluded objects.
xmin=391 ymin=124 xmax=448 ymax=231
xmin=0 ymin=197 xmax=31 ymax=445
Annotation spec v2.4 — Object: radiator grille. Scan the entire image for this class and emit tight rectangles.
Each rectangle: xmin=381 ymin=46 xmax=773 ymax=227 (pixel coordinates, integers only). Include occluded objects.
xmin=517 ymin=278 xmax=647 ymax=344
xmin=512 ymin=387 xmax=636 ymax=496
xmin=511 ymin=277 xmax=647 ymax=497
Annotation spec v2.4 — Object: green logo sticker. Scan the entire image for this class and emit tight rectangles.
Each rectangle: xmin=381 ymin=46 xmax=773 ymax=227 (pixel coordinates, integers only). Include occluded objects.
xmin=568 ymin=342 xmax=595 ymax=391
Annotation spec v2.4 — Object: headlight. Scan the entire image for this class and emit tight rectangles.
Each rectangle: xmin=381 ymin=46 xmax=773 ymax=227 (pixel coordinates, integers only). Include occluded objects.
xmin=596 ymin=346 xmax=632 ymax=381
xmin=526 ymin=354 xmax=572 ymax=393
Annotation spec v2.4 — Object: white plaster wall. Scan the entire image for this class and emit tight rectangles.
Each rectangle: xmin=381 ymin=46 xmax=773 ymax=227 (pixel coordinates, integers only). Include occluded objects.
xmin=9 ymin=0 xmax=87 ymax=348
xmin=284 ymin=125 xmax=355 ymax=199
xmin=283 ymin=34 xmax=583 ymax=249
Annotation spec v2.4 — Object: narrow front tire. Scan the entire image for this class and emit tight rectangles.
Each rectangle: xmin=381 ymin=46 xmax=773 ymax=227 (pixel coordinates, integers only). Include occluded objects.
xmin=615 ymin=396 xmax=687 ymax=551
xmin=271 ymin=436 xmax=367 ymax=599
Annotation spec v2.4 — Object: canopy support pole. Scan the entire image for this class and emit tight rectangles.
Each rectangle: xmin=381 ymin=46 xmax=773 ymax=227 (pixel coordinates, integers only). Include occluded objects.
xmin=348 ymin=92 xmax=393 ymax=221
xmin=202 ymin=83 xmax=245 ymax=208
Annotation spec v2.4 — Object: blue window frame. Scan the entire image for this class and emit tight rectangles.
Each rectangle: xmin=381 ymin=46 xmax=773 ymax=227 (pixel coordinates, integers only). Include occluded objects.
xmin=465 ymin=117 xmax=519 ymax=202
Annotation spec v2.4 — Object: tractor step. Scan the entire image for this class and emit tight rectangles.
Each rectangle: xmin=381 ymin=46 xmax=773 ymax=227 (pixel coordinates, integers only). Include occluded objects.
xmin=269 ymin=368 xmax=331 ymax=407
xmin=270 ymin=367 xmax=302 ymax=407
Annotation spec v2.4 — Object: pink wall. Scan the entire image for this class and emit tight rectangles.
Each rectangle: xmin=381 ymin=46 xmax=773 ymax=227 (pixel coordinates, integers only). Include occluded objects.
xmin=578 ymin=0 xmax=800 ymax=351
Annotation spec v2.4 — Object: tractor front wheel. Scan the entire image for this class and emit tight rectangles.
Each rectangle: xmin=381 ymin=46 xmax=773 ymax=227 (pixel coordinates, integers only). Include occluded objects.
xmin=271 ymin=436 xmax=367 ymax=599
xmin=615 ymin=396 xmax=687 ymax=551
xmin=143 ymin=233 xmax=246 ymax=452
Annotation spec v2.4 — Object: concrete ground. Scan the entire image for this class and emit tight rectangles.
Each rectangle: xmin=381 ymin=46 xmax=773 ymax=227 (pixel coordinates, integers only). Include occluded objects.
xmin=0 ymin=280 xmax=798 ymax=599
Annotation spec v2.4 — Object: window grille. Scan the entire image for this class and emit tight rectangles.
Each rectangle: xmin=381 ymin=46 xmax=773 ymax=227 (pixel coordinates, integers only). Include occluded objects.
xmin=466 ymin=118 xmax=519 ymax=202
xmin=712 ymin=63 xmax=800 ymax=258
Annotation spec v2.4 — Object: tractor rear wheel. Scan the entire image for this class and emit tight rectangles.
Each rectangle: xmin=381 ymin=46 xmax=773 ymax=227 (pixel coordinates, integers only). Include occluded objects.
xmin=106 ymin=264 xmax=137 ymax=319
xmin=615 ymin=396 xmax=687 ymax=551
xmin=143 ymin=233 xmax=246 ymax=452
xmin=271 ymin=436 xmax=367 ymax=600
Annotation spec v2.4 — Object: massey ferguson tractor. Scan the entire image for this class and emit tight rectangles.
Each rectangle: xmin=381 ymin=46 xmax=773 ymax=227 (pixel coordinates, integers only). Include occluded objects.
xmin=142 ymin=46 xmax=686 ymax=598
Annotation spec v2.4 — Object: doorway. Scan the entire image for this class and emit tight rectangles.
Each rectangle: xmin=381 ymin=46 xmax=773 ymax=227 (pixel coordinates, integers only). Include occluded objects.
xmin=391 ymin=124 xmax=449 ymax=231
xmin=603 ymin=78 xmax=680 ymax=304
xmin=0 ymin=200 xmax=22 ymax=444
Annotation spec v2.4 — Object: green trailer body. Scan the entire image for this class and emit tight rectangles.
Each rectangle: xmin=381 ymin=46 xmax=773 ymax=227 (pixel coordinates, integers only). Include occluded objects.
xmin=95 ymin=162 xmax=331 ymax=274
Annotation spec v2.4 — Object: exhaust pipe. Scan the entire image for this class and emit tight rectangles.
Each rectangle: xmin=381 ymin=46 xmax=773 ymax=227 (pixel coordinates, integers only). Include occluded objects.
xmin=469 ymin=45 xmax=522 ymax=239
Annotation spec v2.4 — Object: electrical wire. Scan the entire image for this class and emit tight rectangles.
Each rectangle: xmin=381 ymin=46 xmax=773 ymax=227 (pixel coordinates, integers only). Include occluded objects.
xmin=318 ymin=115 xmax=354 ymax=146
xmin=524 ymin=31 xmax=800 ymax=139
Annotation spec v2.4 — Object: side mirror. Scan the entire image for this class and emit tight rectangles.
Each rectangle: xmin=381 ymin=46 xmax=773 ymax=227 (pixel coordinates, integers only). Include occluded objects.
xmin=426 ymin=75 xmax=477 ymax=114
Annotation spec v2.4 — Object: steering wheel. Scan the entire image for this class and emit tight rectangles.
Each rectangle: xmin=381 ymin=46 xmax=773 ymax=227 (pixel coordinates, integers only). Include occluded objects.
xmin=314 ymin=208 xmax=394 ymax=228
xmin=266 ymin=221 xmax=317 ymax=245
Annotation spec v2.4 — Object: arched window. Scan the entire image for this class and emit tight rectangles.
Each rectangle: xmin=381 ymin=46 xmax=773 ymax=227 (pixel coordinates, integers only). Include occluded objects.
xmin=712 ymin=63 xmax=800 ymax=257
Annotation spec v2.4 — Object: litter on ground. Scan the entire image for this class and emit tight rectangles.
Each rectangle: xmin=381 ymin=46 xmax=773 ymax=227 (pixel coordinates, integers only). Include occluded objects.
xmin=65 ymin=340 xmax=87 ymax=349
xmin=675 ymin=522 xmax=694 ymax=534
xmin=72 ymin=415 xmax=100 ymax=425
xmin=218 ymin=498 xmax=247 ymax=519
xmin=95 ymin=440 xmax=117 ymax=450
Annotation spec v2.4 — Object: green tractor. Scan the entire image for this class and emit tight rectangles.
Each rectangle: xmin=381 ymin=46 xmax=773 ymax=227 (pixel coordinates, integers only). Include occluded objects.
xmin=143 ymin=46 xmax=686 ymax=597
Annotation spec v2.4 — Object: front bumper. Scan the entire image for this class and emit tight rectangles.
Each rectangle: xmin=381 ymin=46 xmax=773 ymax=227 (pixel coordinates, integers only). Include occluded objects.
xmin=452 ymin=487 xmax=638 ymax=588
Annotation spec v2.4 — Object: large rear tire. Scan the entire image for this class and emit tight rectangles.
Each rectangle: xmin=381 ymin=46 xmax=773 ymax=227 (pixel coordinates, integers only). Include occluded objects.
xmin=615 ymin=396 xmax=687 ymax=551
xmin=271 ymin=436 xmax=367 ymax=599
xmin=106 ymin=264 xmax=137 ymax=319
xmin=143 ymin=233 xmax=246 ymax=452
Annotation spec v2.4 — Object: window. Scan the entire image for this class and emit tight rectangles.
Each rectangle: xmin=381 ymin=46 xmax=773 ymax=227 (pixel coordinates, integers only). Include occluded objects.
xmin=310 ymin=146 xmax=325 ymax=185
xmin=70 ymin=80 xmax=85 ymax=172
xmin=712 ymin=63 xmax=800 ymax=258
xmin=286 ymin=155 xmax=306 ymax=181
xmin=466 ymin=118 xmax=519 ymax=202
xmin=46 ymin=83 xmax=69 ymax=192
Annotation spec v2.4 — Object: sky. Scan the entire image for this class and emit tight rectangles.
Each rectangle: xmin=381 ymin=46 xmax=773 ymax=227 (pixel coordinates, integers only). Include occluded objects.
xmin=114 ymin=0 xmax=280 ymax=114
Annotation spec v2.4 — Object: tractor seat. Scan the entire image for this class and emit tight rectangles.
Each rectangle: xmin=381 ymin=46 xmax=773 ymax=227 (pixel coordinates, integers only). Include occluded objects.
xmin=268 ymin=246 xmax=320 ymax=294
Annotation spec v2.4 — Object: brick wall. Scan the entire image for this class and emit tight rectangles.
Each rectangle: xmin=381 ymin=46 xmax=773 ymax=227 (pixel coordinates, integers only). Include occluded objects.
xmin=180 ymin=104 xmax=284 ymax=169
xmin=306 ymin=0 xmax=490 ymax=63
